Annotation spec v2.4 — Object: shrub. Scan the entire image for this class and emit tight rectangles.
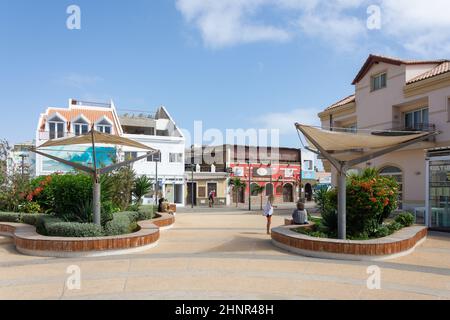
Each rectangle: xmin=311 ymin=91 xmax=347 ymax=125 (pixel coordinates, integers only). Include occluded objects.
xmin=345 ymin=168 xmax=399 ymax=236
xmin=373 ymin=225 xmax=392 ymax=238
xmin=0 ymin=212 xmax=21 ymax=223
xmin=388 ymin=222 xmax=403 ymax=233
xmin=395 ymin=212 xmax=415 ymax=227
xmin=51 ymin=174 xmax=93 ymax=221
xmin=35 ymin=215 xmax=63 ymax=235
xmin=137 ymin=207 xmax=155 ymax=221
xmin=104 ymin=214 xmax=137 ymax=236
xmin=17 ymin=202 xmax=42 ymax=214
xmin=46 ymin=222 xmax=104 ymax=238
xmin=116 ymin=211 xmax=139 ymax=222
xmin=319 ymin=189 xmax=338 ymax=233
xmin=20 ymin=213 xmax=47 ymax=226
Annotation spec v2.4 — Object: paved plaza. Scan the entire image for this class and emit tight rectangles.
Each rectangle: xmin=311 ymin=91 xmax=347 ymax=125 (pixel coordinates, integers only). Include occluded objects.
xmin=1 ymin=209 xmax=450 ymax=300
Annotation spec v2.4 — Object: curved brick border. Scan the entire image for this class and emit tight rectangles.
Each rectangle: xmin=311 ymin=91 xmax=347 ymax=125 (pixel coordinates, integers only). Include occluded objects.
xmin=271 ymin=224 xmax=428 ymax=261
xmin=0 ymin=213 xmax=175 ymax=258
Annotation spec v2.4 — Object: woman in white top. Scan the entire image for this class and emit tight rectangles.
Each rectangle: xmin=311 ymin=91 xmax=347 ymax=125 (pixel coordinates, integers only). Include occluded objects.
xmin=263 ymin=195 xmax=275 ymax=235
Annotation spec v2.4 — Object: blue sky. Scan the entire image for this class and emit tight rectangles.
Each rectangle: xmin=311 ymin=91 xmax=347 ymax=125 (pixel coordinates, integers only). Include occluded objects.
xmin=1 ymin=0 xmax=449 ymax=146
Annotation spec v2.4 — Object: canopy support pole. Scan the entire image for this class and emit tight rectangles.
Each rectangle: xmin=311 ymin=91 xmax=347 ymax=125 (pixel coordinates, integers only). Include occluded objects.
xmin=91 ymin=128 xmax=101 ymax=226
xmin=337 ymin=168 xmax=347 ymax=240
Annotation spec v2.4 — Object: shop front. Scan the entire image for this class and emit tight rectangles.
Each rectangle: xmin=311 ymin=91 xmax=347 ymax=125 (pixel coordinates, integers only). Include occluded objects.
xmin=426 ymin=148 xmax=450 ymax=232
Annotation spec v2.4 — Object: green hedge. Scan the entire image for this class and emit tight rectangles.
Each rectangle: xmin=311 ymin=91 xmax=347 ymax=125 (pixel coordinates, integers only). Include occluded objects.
xmin=104 ymin=212 xmax=138 ymax=236
xmin=0 ymin=212 xmax=21 ymax=223
xmin=36 ymin=215 xmax=64 ymax=235
xmin=46 ymin=222 xmax=104 ymax=238
xmin=395 ymin=212 xmax=415 ymax=227
xmin=20 ymin=214 xmax=47 ymax=226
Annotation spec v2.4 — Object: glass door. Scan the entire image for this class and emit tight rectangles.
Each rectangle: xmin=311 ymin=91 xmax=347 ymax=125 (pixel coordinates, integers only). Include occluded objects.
xmin=429 ymin=160 xmax=450 ymax=231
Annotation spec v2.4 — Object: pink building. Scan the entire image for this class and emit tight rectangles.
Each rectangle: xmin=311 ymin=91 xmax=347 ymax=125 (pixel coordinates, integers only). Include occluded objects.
xmin=319 ymin=55 xmax=450 ymax=231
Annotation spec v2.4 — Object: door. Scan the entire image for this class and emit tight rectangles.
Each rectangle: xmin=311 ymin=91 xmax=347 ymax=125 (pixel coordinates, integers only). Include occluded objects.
xmin=186 ymin=182 xmax=197 ymax=206
xmin=283 ymin=183 xmax=294 ymax=202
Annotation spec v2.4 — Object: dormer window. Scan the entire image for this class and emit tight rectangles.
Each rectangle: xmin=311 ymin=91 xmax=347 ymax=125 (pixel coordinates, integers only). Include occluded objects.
xmin=73 ymin=117 xmax=89 ymax=136
xmin=48 ymin=115 xmax=65 ymax=140
xmin=96 ymin=119 xmax=112 ymax=134
xmin=371 ymin=72 xmax=387 ymax=91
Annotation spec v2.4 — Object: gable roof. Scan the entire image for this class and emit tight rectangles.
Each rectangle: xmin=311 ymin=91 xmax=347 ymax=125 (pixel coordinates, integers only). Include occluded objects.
xmin=352 ymin=54 xmax=447 ymax=85
xmin=407 ymin=61 xmax=450 ymax=84
xmin=324 ymin=94 xmax=356 ymax=112
xmin=40 ymin=108 xmax=120 ymax=133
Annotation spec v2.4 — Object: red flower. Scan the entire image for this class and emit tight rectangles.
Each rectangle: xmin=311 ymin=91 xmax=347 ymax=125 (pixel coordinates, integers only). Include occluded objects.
xmin=26 ymin=194 xmax=33 ymax=202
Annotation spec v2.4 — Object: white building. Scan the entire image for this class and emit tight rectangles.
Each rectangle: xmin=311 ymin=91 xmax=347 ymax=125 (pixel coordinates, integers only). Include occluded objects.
xmin=35 ymin=99 xmax=185 ymax=206
xmin=120 ymin=108 xmax=185 ymax=206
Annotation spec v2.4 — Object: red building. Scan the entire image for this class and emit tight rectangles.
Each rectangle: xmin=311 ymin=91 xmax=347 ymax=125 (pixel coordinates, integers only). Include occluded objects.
xmin=228 ymin=145 xmax=302 ymax=205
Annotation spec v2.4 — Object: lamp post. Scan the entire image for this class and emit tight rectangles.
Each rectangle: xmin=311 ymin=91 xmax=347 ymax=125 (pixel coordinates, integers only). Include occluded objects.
xmin=247 ymin=160 xmax=251 ymax=211
xmin=19 ymin=153 xmax=28 ymax=180
xmin=191 ymin=163 xmax=195 ymax=209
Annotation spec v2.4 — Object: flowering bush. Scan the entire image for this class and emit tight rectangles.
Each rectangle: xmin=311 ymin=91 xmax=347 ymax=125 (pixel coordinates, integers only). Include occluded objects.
xmin=346 ymin=168 xmax=399 ymax=236
xmin=315 ymin=168 xmax=399 ymax=238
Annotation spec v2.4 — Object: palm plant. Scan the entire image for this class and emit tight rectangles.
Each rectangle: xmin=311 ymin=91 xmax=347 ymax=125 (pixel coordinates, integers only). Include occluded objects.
xmin=251 ymin=184 xmax=266 ymax=210
xmin=229 ymin=178 xmax=247 ymax=208
xmin=133 ymin=175 xmax=153 ymax=205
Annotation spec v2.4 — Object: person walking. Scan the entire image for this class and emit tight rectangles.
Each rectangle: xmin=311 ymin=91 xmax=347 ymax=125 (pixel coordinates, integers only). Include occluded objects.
xmin=263 ymin=195 xmax=275 ymax=235
xmin=208 ymin=190 xmax=216 ymax=208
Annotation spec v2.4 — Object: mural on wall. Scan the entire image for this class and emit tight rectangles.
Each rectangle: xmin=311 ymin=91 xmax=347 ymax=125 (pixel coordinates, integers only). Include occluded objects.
xmin=42 ymin=146 xmax=116 ymax=172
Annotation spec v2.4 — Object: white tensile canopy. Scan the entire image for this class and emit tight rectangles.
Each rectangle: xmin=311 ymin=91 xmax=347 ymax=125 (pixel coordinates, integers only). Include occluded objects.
xmin=295 ymin=124 xmax=438 ymax=239
xmin=31 ymin=129 xmax=160 ymax=226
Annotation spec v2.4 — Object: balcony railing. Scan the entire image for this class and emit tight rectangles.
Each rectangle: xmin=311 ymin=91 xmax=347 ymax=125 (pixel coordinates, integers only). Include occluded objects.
xmin=371 ymin=123 xmax=436 ymax=142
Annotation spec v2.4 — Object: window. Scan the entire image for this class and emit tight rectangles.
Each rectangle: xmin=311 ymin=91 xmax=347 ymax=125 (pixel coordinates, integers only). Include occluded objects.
xmin=147 ymin=152 xmax=161 ymax=162
xmin=404 ymin=108 xmax=429 ymax=130
xmin=74 ymin=123 xmax=89 ymax=136
xmin=169 ymin=153 xmax=183 ymax=163
xmin=96 ymin=119 xmax=112 ymax=134
xmin=250 ymin=183 xmax=260 ymax=196
xmin=303 ymin=160 xmax=313 ymax=171
xmin=49 ymin=121 xmax=64 ymax=139
xmin=124 ymin=152 xmax=138 ymax=161
xmin=97 ymin=125 xmax=112 ymax=134
xmin=371 ymin=72 xmax=387 ymax=91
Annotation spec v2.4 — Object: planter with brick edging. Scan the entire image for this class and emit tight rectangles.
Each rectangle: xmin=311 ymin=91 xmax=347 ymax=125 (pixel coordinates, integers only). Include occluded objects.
xmin=271 ymin=224 xmax=427 ymax=261
xmin=0 ymin=213 xmax=175 ymax=258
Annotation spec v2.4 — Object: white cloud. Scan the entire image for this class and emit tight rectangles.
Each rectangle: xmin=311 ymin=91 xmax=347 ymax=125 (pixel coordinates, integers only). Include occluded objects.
xmin=380 ymin=0 xmax=450 ymax=56
xmin=62 ymin=73 xmax=103 ymax=89
xmin=176 ymin=0 xmax=450 ymax=56
xmin=254 ymin=107 xmax=321 ymax=135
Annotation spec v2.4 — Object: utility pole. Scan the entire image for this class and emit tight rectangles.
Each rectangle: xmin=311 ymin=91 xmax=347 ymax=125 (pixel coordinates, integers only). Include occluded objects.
xmin=247 ymin=160 xmax=251 ymax=211
xmin=191 ymin=164 xmax=194 ymax=208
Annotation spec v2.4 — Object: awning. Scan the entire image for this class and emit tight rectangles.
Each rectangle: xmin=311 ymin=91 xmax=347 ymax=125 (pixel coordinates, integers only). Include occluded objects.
xmin=296 ymin=124 xmax=438 ymax=167
xmin=37 ymin=130 xmax=155 ymax=151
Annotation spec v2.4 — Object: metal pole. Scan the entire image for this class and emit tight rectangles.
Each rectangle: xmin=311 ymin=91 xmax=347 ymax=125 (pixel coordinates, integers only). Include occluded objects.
xmin=338 ymin=169 xmax=347 ymax=240
xmin=155 ymin=158 xmax=159 ymax=209
xmin=191 ymin=165 xmax=194 ymax=208
xmin=91 ymin=128 xmax=101 ymax=226
xmin=248 ymin=160 xmax=251 ymax=211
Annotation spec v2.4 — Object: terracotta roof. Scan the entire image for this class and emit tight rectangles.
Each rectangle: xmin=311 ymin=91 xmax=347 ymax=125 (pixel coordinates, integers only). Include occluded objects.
xmin=324 ymin=94 xmax=356 ymax=112
xmin=352 ymin=54 xmax=447 ymax=85
xmin=40 ymin=108 xmax=119 ymax=133
xmin=407 ymin=61 xmax=450 ymax=84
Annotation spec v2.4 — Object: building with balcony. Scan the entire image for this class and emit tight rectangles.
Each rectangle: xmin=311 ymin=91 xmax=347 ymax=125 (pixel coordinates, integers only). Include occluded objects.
xmin=35 ymin=99 xmax=185 ymax=206
xmin=318 ymin=55 xmax=450 ymax=231
xmin=185 ymin=145 xmax=302 ymax=207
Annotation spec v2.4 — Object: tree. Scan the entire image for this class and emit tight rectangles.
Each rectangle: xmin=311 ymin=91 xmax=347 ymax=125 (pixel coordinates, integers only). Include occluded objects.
xmin=110 ymin=166 xmax=136 ymax=210
xmin=229 ymin=178 xmax=246 ymax=208
xmin=133 ymin=175 xmax=152 ymax=205
xmin=251 ymin=184 xmax=266 ymax=210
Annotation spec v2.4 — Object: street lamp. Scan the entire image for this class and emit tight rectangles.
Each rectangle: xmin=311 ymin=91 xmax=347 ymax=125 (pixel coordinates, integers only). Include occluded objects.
xmin=19 ymin=153 xmax=29 ymax=180
xmin=247 ymin=160 xmax=251 ymax=211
